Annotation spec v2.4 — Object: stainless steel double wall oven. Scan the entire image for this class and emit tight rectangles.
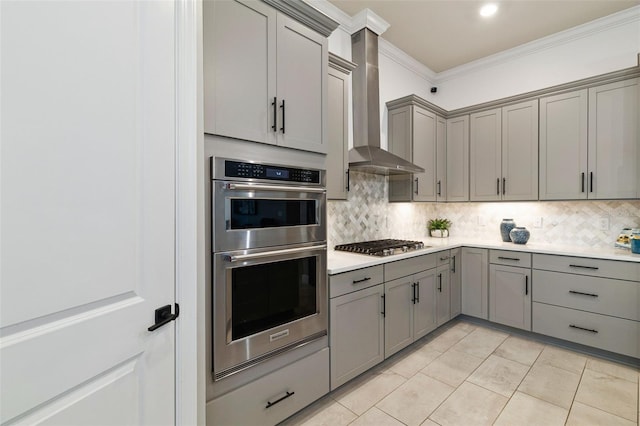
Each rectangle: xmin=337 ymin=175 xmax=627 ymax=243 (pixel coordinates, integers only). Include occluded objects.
xmin=211 ymin=157 xmax=327 ymax=380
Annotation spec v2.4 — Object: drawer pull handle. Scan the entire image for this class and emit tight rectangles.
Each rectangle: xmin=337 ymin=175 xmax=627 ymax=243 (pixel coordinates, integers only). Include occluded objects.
xmin=266 ymin=391 xmax=295 ymax=409
xmin=569 ymin=264 xmax=599 ymax=270
xmin=498 ymin=256 xmax=520 ymax=261
xmin=440 ymin=256 xmax=449 ymax=261
xmin=569 ymin=290 xmax=599 ymax=297
xmin=352 ymin=277 xmax=371 ymax=284
xmin=569 ymin=324 xmax=598 ymax=334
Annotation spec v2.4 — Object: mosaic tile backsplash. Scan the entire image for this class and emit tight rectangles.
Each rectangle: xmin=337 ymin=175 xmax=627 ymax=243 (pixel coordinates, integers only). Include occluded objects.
xmin=328 ymin=171 xmax=640 ymax=249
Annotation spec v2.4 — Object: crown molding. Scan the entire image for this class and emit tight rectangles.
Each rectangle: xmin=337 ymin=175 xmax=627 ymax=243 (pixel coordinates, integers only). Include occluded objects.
xmin=329 ymin=52 xmax=357 ymax=73
xmin=351 ymin=8 xmax=390 ymax=35
xmin=436 ymin=5 xmax=640 ymax=83
xmin=378 ymin=37 xmax=437 ymax=82
xmin=264 ymin=0 xmax=339 ymax=37
xmin=304 ymin=0 xmax=354 ymax=32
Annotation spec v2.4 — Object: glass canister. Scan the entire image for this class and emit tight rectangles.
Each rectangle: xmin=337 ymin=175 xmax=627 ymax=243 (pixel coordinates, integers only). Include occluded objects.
xmin=500 ymin=219 xmax=516 ymax=242
xmin=631 ymin=229 xmax=640 ymax=254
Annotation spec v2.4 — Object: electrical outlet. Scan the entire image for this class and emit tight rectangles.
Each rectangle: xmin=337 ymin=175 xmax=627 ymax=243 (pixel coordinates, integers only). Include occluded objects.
xmin=598 ymin=217 xmax=609 ymax=230
xmin=533 ymin=217 xmax=543 ymax=228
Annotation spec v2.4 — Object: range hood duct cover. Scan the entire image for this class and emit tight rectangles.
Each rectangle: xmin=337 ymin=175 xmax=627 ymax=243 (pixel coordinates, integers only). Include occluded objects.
xmin=348 ymin=28 xmax=424 ymax=175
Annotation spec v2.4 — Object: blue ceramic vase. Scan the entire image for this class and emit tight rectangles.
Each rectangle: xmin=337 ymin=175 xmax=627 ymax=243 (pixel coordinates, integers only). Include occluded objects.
xmin=510 ymin=227 xmax=530 ymax=244
xmin=500 ymin=219 xmax=516 ymax=242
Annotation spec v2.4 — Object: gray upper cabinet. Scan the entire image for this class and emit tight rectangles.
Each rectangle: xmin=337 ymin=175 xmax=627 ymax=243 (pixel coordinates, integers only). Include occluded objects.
xmin=588 ymin=78 xmax=640 ymax=199
xmin=540 ymin=78 xmax=639 ymax=200
xmin=387 ymin=98 xmax=444 ymax=202
xmin=470 ymin=100 xmax=538 ymax=201
xmin=539 ymin=89 xmax=588 ymax=200
xmin=327 ymin=54 xmax=356 ymax=200
xmin=204 ymin=0 xmax=329 ymax=154
xmin=446 ymin=115 xmax=469 ymax=202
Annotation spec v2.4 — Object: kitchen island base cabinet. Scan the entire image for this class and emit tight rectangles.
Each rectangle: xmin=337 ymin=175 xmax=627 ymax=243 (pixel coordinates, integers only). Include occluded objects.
xmin=206 ymin=348 xmax=329 ymax=426
xmin=533 ymin=303 xmax=639 ymax=359
xmin=330 ymin=284 xmax=384 ymax=390
xmin=461 ymin=247 xmax=489 ymax=319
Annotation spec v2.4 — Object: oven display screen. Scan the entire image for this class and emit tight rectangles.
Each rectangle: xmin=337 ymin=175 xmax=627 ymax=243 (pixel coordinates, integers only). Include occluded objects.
xmin=266 ymin=168 xmax=289 ymax=179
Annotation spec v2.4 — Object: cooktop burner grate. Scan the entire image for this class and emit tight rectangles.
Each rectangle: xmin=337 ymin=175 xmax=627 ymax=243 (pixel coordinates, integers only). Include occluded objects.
xmin=334 ymin=239 xmax=426 ymax=257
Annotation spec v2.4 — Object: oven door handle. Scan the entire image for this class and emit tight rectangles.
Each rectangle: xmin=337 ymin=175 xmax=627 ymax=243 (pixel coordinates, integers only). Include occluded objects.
xmin=226 ymin=245 xmax=327 ymax=262
xmin=226 ymin=183 xmax=325 ymax=193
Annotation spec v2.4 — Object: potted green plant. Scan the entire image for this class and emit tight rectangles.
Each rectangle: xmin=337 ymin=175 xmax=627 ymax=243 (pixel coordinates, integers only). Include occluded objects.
xmin=428 ymin=218 xmax=452 ymax=238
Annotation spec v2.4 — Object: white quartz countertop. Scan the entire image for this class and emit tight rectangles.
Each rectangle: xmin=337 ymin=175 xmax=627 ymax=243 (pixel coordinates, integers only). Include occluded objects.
xmin=328 ymin=236 xmax=640 ymax=275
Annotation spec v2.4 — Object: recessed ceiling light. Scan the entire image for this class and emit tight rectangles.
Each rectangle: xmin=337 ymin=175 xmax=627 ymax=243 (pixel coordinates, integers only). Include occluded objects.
xmin=480 ymin=3 xmax=498 ymax=17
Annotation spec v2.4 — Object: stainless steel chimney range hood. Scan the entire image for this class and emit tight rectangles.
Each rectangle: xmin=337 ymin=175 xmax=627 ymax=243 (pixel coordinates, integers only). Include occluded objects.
xmin=349 ymin=28 xmax=424 ymax=175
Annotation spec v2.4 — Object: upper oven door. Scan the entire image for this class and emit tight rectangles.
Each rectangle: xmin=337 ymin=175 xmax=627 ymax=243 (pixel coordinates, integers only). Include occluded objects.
xmin=213 ymin=181 xmax=326 ymax=252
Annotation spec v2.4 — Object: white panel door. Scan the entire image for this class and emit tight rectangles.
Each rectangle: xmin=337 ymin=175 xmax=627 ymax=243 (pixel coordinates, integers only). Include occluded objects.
xmin=277 ymin=13 xmax=327 ymax=153
xmin=539 ymin=90 xmax=588 ymax=200
xmin=1 ymin=1 xmax=176 ymax=424
xmin=588 ymin=78 xmax=640 ymax=199
xmin=502 ymin=100 xmax=539 ymax=201
xmin=470 ymin=109 xmax=501 ymax=201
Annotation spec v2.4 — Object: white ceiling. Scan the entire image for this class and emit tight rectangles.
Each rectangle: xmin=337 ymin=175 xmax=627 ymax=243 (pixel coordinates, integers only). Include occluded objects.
xmin=327 ymin=0 xmax=639 ymax=73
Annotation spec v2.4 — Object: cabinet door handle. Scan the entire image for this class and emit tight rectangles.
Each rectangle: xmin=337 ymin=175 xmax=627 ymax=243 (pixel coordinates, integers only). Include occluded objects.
xmin=569 ymin=324 xmax=598 ymax=334
xmin=411 ymin=283 xmax=417 ymax=304
xmin=498 ymin=256 xmax=520 ymax=261
xmin=581 ymin=172 xmax=585 ymax=193
xmin=346 ymin=169 xmax=350 ymax=192
xmin=525 ymin=275 xmax=528 ymax=295
xmin=415 ymin=178 xmax=419 ymax=195
xmin=271 ymin=97 xmax=277 ymax=131
xmin=416 ymin=282 xmax=420 ymax=303
xmin=381 ymin=294 xmax=386 ymax=317
xmin=437 ymin=180 xmax=441 ymax=196
xmin=502 ymin=177 xmax=506 ymax=195
xmin=569 ymin=290 xmax=599 ymax=297
xmin=352 ymin=277 xmax=371 ymax=284
xmin=451 ymin=255 xmax=456 ymax=273
xmin=497 ymin=178 xmax=500 ymax=195
xmin=280 ymin=99 xmax=286 ymax=133
xmin=266 ymin=391 xmax=295 ymax=409
xmin=590 ymin=172 xmax=593 ymax=193
xmin=438 ymin=274 xmax=442 ymax=292
xmin=569 ymin=264 xmax=599 ymax=270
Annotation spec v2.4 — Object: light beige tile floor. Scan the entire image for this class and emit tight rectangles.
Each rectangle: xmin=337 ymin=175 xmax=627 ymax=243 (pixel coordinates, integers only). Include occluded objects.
xmin=281 ymin=320 xmax=640 ymax=426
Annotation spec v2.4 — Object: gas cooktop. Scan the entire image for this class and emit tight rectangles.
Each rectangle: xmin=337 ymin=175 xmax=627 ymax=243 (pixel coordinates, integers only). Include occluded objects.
xmin=334 ymin=239 xmax=427 ymax=257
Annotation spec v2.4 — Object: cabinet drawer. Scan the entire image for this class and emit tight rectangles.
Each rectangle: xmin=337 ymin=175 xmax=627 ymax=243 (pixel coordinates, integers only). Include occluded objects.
xmin=385 ymin=254 xmax=436 ymax=282
xmin=207 ymin=348 xmax=329 ymax=426
xmin=436 ymin=250 xmax=451 ymax=267
xmin=533 ymin=254 xmax=640 ymax=281
xmin=533 ymin=303 xmax=639 ymax=358
xmin=490 ymin=250 xmax=531 ymax=267
xmin=533 ymin=270 xmax=640 ymax=321
xmin=330 ymin=265 xmax=384 ymax=298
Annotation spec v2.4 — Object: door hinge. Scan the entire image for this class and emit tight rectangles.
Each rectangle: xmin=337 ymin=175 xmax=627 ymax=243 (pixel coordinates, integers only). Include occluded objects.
xmin=148 ymin=303 xmax=180 ymax=332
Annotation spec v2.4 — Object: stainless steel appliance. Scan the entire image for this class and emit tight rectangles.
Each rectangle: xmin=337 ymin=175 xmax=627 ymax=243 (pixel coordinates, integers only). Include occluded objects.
xmin=334 ymin=239 xmax=427 ymax=257
xmin=211 ymin=157 xmax=328 ymax=381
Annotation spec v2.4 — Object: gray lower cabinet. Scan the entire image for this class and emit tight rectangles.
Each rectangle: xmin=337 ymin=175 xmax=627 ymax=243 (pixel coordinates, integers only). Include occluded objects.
xmin=207 ymin=348 xmax=329 ymax=426
xmin=329 ymin=265 xmax=384 ymax=390
xmin=489 ymin=250 xmax=532 ymax=331
xmin=384 ymin=253 xmax=438 ymax=357
xmin=450 ymin=248 xmax=462 ymax=317
xmin=461 ymin=247 xmax=489 ymax=319
xmin=532 ymin=254 xmax=640 ymax=358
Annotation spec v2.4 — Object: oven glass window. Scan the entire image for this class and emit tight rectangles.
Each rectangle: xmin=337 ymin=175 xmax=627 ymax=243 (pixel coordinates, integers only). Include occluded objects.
xmin=229 ymin=199 xmax=316 ymax=229
xmin=231 ymin=256 xmax=317 ymax=340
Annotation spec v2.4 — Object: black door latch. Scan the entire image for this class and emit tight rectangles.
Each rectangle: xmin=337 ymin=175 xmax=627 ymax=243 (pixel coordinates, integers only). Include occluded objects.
xmin=148 ymin=303 xmax=179 ymax=332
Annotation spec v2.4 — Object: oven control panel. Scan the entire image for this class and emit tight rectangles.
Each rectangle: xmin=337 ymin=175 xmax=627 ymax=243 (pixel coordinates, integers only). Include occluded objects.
xmin=224 ymin=160 xmax=321 ymax=184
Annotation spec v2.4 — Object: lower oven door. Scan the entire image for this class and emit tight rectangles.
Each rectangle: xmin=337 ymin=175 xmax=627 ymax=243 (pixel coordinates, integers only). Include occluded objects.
xmin=212 ymin=242 xmax=327 ymax=380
